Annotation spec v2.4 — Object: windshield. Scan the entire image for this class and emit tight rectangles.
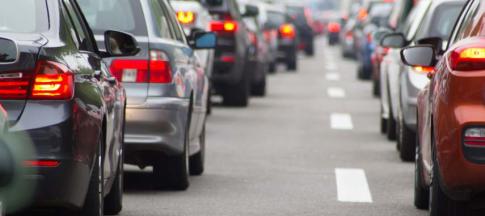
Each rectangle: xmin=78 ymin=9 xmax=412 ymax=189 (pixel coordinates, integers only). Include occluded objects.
xmin=77 ymin=0 xmax=147 ymax=36
xmin=0 ymin=0 xmax=48 ymax=33
xmin=266 ymin=11 xmax=286 ymax=28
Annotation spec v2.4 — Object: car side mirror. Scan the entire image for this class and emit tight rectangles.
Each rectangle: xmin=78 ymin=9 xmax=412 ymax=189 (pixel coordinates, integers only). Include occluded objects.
xmin=104 ymin=31 xmax=140 ymax=57
xmin=243 ymin=5 xmax=259 ymax=17
xmin=190 ymin=32 xmax=217 ymax=50
xmin=380 ymin=32 xmax=407 ymax=48
xmin=417 ymin=37 xmax=443 ymax=53
xmin=401 ymin=45 xmax=437 ymax=68
xmin=372 ymin=29 xmax=391 ymax=44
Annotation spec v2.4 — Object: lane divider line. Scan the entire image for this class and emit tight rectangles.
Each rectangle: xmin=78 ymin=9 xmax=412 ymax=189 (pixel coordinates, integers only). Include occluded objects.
xmin=330 ymin=113 xmax=354 ymax=130
xmin=335 ymin=168 xmax=373 ymax=203
xmin=327 ymin=87 xmax=346 ymax=98
xmin=326 ymin=73 xmax=340 ymax=81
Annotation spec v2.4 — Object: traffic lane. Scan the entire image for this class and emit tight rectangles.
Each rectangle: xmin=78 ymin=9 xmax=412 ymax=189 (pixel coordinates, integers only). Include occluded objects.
xmin=120 ymin=38 xmax=425 ymax=216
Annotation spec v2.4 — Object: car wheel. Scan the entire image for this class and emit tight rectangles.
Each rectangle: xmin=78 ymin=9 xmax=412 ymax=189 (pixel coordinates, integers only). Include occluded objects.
xmin=429 ymin=165 xmax=466 ymax=216
xmin=287 ymin=56 xmax=297 ymax=71
xmin=268 ymin=62 xmax=276 ymax=74
xmin=222 ymin=73 xmax=249 ymax=107
xmin=380 ymin=105 xmax=387 ymax=134
xmin=373 ymin=78 xmax=380 ymax=97
xmin=153 ymin=112 xmax=190 ymax=190
xmin=190 ymin=125 xmax=206 ymax=176
xmin=387 ymin=99 xmax=397 ymax=141
xmin=414 ymin=140 xmax=429 ymax=210
xmin=398 ymin=110 xmax=416 ymax=162
xmin=207 ymin=87 xmax=212 ymax=115
xmin=251 ymin=77 xmax=266 ymax=97
xmin=79 ymin=137 xmax=104 ymax=216
xmin=305 ymin=42 xmax=315 ymax=56
xmin=104 ymin=148 xmax=123 ymax=215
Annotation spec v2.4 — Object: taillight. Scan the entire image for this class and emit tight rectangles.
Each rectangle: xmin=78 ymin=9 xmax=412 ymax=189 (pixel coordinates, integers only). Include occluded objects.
xmin=412 ymin=66 xmax=434 ymax=74
xmin=24 ymin=160 xmax=60 ymax=167
xmin=327 ymin=22 xmax=341 ymax=33
xmin=0 ymin=72 xmax=31 ymax=99
xmin=31 ymin=61 xmax=74 ymax=100
xmin=177 ymin=11 xmax=196 ymax=25
xmin=210 ymin=21 xmax=238 ymax=33
xmin=464 ymin=128 xmax=485 ymax=147
xmin=449 ymin=47 xmax=485 ymax=71
xmin=110 ymin=50 xmax=172 ymax=84
xmin=279 ymin=24 xmax=296 ymax=39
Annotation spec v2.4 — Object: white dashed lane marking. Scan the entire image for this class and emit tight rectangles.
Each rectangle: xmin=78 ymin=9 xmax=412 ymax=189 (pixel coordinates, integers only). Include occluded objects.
xmin=330 ymin=113 xmax=353 ymax=130
xmin=327 ymin=87 xmax=346 ymax=98
xmin=325 ymin=73 xmax=340 ymax=81
xmin=335 ymin=168 xmax=373 ymax=203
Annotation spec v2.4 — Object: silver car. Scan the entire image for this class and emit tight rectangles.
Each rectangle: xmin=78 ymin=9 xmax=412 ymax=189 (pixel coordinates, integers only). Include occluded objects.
xmin=78 ymin=0 xmax=216 ymax=190
xmin=379 ymin=0 xmax=464 ymax=161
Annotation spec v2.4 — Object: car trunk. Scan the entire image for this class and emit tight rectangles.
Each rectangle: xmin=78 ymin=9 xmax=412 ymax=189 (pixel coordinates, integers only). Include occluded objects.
xmin=0 ymin=33 xmax=47 ymax=122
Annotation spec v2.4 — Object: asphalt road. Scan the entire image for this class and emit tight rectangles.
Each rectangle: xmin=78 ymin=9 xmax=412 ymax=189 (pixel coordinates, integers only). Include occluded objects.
xmin=121 ymin=37 xmax=428 ymax=216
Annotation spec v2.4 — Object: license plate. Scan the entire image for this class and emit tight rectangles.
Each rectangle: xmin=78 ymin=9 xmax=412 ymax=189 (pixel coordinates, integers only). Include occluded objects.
xmin=122 ymin=69 xmax=137 ymax=82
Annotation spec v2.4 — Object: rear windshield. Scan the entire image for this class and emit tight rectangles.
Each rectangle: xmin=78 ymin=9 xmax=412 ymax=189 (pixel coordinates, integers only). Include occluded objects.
xmin=266 ymin=11 xmax=286 ymax=28
xmin=0 ymin=0 xmax=48 ymax=33
xmin=77 ymin=0 xmax=147 ymax=36
xmin=415 ymin=3 xmax=464 ymax=42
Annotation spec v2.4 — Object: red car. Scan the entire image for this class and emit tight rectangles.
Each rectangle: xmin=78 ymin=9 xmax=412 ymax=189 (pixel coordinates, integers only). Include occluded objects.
xmin=402 ymin=0 xmax=485 ymax=215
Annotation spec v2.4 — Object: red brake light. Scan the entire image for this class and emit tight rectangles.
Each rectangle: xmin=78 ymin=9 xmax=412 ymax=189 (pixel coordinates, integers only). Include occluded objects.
xmin=210 ymin=21 xmax=238 ymax=33
xmin=31 ymin=61 xmax=74 ymax=100
xmin=110 ymin=50 xmax=172 ymax=84
xmin=449 ymin=47 xmax=485 ymax=71
xmin=412 ymin=66 xmax=434 ymax=74
xmin=24 ymin=160 xmax=60 ymax=167
xmin=279 ymin=24 xmax=296 ymax=39
xmin=177 ymin=11 xmax=196 ymax=25
xmin=464 ymin=128 xmax=485 ymax=147
xmin=327 ymin=22 xmax=341 ymax=33
xmin=0 ymin=72 xmax=31 ymax=99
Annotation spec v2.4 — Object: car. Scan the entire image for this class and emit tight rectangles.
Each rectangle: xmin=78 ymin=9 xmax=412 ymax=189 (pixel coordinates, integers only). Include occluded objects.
xmin=171 ymin=0 xmax=216 ymax=113
xmin=382 ymin=0 xmax=464 ymax=162
xmin=262 ymin=5 xmax=299 ymax=71
xmin=403 ymin=0 xmax=485 ymax=214
xmin=286 ymin=4 xmax=315 ymax=56
xmin=0 ymin=0 xmax=139 ymax=214
xmin=327 ymin=21 xmax=341 ymax=45
xmin=340 ymin=17 xmax=358 ymax=58
xmin=78 ymin=0 xmax=216 ymax=190
xmin=253 ymin=1 xmax=283 ymax=73
xmin=203 ymin=0 xmax=259 ymax=107
xmin=379 ymin=0 xmax=432 ymax=140
xmin=237 ymin=0 xmax=270 ymax=97
xmin=353 ymin=0 xmax=394 ymax=80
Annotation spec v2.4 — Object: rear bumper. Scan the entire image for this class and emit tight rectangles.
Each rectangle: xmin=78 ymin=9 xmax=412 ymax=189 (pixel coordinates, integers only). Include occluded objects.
xmin=124 ymin=97 xmax=189 ymax=165
xmin=277 ymin=42 xmax=297 ymax=61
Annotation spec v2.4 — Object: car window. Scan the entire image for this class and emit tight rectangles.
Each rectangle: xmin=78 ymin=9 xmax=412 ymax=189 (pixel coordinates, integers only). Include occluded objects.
xmin=0 ymin=0 xmax=49 ymax=33
xmin=77 ymin=0 xmax=147 ymax=36
xmin=266 ymin=11 xmax=286 ymax=29
xmin=415 ymin=3 xmax=464 ymax=43
xmin=404 ymin=0 xmax=432 ymax=41
xmin=160 ymin=0 xmax=188 ymax=43
xmin=150 ymin=0 xmax=175 ymax=39
xmin=449 ymin=0 xmax=479 ymax=46
xmin=63 ymin=0 xmax=95 ymax=52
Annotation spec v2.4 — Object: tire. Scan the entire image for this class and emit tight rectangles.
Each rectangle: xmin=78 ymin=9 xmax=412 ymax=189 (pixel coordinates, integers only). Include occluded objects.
xmin=207 ymin=87 xmax=212 ymax=115
xmin=153 ymin=110 xmax=190 ymax=190
xmin=189 ymin=126 xmax=206 ymax=176
xmin=387 ymin=99 xmax=397 ymax=141
xmin=380 ymin=115 xmax=387 ymax=134
xmin=80 ymin=138 xmax=104 ymax=216
xmin=268 ymin=62 xmax=276 ymax=74
xmin=398 ymin=112 xmax=416 ymax=162
xmin=222 ymin=73 xmax=249 ymax=107
xmin=373 ymin=78 xmax=380 ymax=97
xmin=415 ymin=141 xmax=429 ymax=210
xmin=104 ymin=150 xmax=123 ymax=215
xmin=287 ymin=56 xmax=297 ymax=71
xmin=305 ymin=41 xmax=315 ymax=56
xmin=429 ymin=165 xmax=466 ymax=216
xmin=357 ymin=66 xmax=366 ymax=80
xmin=251 ymin=78 xmax=266 ymax=97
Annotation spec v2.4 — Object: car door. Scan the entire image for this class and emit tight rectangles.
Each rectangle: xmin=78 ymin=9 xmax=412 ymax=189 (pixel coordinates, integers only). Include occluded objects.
xmin=63 ymin=0 xmax=122 ymax=182
xmin=158 ymin=0 xmax=205 ymax=146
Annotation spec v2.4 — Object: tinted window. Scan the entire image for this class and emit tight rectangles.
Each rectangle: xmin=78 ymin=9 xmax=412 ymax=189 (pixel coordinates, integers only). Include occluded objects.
xmin=415 ymin=3 xmax=464 ymax=42
xmin=0 ymin=0 xmax=48 ymax=33
xmin=266 ymin=11 xmax=286 ymax=29
xmin=149 ymin=0 xmax=174 ymax=39
xmin=78 ymin=0 xmax=147 ymax=36
xmin=0 ymin=39 xmax=17 ymax=63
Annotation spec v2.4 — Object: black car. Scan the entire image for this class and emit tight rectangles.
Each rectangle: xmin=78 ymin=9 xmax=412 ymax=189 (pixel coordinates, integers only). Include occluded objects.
xmin=0 ymin=0 xmax=139 ymax=215
xmin=286 ymin=5 xmax=315 ymax=56
xmin=203 ymin=0 xmax=259 ymax=107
